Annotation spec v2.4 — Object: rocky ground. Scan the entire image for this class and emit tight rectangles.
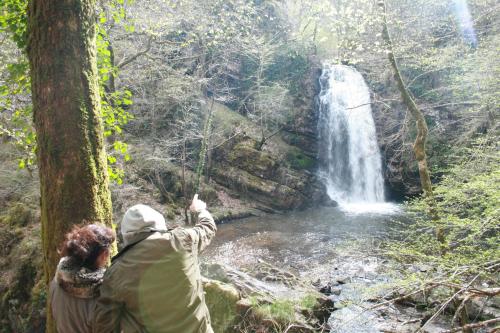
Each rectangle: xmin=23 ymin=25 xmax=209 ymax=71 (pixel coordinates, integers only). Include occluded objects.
xmin=202 ymin=248 xmax=499 ymax=333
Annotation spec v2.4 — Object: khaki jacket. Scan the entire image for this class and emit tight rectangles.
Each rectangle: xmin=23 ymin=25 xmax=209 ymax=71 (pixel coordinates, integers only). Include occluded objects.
xmin=93 ymin=210 xmax=216 ymax=333
xmin=50 ymin=280 xmax=96 ymax=333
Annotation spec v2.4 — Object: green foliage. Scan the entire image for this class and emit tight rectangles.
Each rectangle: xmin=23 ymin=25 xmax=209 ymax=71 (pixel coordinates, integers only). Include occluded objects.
xmin=96 ymin=3 xmax=136 ymax=184
xmin=0 ymin=105 xmax=35 ymax=170
xmin=203 ymin=280 xmax=239 ymax=333
xmin=0 ymin=0 xmax=134 ymax=184
xmin=0 ymin=36 xmax=34 ymax=169
xmin=299 ymin=294 xmax=318 ymax=310
xmin=253 ymin=298 xmax=296 ymax=323
xmin=0 ymin=0 xmax=28 ymax=49
xmin=388 ymin=135 xmax=499 ymax=281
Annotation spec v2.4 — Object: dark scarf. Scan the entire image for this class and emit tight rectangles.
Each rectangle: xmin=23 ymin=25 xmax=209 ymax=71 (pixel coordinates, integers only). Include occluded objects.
xmin=55 ymin=256 xmax=105 ymax=299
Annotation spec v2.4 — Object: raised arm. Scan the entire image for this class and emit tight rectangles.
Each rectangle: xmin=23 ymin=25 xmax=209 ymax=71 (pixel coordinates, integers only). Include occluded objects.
xmin=177 ymin=194 xmax=217 ymax=253
xmin=191 ymin=206 xmax=217 ymax=253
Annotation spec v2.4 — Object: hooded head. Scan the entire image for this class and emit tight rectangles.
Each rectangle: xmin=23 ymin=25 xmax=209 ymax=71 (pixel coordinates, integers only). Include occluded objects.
xmin=121 ymin=204 xmax=167 ymax=246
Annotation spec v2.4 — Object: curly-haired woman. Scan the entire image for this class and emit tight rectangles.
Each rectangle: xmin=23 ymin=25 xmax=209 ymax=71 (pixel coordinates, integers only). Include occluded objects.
xmin=50 ymin=224 xmax=115 ymax=333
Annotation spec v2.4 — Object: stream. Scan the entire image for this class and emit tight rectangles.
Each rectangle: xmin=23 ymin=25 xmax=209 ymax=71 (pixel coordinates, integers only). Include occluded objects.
xmin=203 ymin=204 xmax=415 ymax=332
xmin=204 ymin=205 xmax=401 ymax=277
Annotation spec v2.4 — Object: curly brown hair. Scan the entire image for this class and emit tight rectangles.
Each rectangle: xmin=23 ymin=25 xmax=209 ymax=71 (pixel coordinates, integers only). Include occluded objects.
xmin=60 ymin=224 xmax=115 ymax=269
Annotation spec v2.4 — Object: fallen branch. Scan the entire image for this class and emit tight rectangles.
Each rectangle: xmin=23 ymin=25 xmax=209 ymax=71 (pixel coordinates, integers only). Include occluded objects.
xmin=417 ymin=274 xmax=481 ymax=333
xmin=369 ymin=281 xmax=446 ymax=310
xmin=438 ymin=317 xmax=500 ymax=333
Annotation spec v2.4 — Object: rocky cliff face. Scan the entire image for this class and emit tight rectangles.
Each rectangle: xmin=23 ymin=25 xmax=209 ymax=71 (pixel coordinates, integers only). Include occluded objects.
xmin=128 ymin=59 xmax=328 ymax=215
xmin=280 ymin=60 xmax=323 ymax=159
xmin=281 ymin=60 xmax=420 ymax=201
xmin=211 ymin=135 xmax=323 ymax=211
xmin=208 ymin=60 xmax=325 ymax=211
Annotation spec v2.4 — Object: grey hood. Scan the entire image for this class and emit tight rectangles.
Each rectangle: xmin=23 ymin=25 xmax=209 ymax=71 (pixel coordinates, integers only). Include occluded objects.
xmin=121 ymin=204 xmax=167 ymax=246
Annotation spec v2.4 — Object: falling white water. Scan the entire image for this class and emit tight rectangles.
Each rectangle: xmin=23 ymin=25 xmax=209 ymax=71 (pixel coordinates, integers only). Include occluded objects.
xmin=318 ymin=64 xmax=394 ymax=213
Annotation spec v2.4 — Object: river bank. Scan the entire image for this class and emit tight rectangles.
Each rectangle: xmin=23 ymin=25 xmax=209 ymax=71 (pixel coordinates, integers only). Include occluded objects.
xmin=201 ymin=206 xmax=499 ymax=333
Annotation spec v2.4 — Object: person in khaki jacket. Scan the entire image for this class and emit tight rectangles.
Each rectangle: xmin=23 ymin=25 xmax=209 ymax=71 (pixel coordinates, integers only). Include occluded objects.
xmin=93 ymin=195 xmax=216 ymax=333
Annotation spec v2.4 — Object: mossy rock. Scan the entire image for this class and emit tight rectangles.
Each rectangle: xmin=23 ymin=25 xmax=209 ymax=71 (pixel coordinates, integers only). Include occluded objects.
xmin=252 ymin=298 xmax=296 ymax=323
xmin=203 ymin=279 xmax=240 ymax=333
xmin=0 ymin=227 xmax=22 ymax=257
xmin=211 ymin=166 xmax=306 ymax=210
xmin=0 ymin=223 xmax=44 ymax=333
xmin=285 ymin=148 xmax=315 ymax=171
xmin=0 ymin=203 xmax=34 ymax=227
xmin=281 ymin=132 xmax=318 ymax=156
xmin=235 ymin=295 xmax=323 ymax=333
xmin=228 ymin=141 xmax=278 ymax=178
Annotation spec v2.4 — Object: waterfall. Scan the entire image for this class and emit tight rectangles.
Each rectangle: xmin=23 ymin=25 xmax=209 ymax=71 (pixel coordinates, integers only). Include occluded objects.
xmin=317 ymin=64 xmax=385 ymax=206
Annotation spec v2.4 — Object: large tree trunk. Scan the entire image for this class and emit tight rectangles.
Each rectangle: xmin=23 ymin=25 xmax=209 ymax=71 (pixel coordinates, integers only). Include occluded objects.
xmin=27 ymin=0 xmax=112 ymax=331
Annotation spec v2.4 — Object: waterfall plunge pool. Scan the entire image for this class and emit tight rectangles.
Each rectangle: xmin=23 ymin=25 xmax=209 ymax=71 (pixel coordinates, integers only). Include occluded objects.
xmin=203 ymin=205 xmax=411 ymax=332
xmin=204 ymin=205 xmax=405 ymax=282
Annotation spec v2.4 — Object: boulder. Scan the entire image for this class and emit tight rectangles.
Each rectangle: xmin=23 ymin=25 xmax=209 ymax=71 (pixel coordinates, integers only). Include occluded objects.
xmin=202 ymin=263 xmax=335 ymax=332
xmin=203 ymin=279 xmax=241 ymax=333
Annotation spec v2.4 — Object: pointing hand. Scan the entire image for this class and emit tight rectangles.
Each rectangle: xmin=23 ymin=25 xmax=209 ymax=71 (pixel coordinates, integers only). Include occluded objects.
xmin=190 ymin=194 xmax=207 ymax=213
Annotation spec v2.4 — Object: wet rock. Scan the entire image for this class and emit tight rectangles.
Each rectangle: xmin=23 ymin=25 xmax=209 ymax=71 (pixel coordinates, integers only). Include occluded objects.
xmin=327 ymin=294 xmax=341 ymax=304
xmin=201 ymin=263 xmax=230 ymax=282
xmin=331 ymin=287 xmax=342 ymax=296
xmin=317 ymin=282 xmax=342 ymax=296
xmin=466 ymin=298 xmax=500 ymax=320
xmin=280 ymin=62 xmax=321 ymax=158
xmin=319 ymin=284 xmax=332 ymax=295
xmin=203 ymin=279 xmax=241 ymax=333
xmin=321 ymin=196 xmax=338 ymax=207
xmin=328 ymin=305 xmax=379 ymax=333
xmin=336 ymin=276 xmax=350 ymax=285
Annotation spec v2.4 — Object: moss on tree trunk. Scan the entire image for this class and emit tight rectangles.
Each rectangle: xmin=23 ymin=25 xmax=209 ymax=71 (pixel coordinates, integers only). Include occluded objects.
xmin=379 ymin=0 xmax=444 ymax=245
xmin=27 ymin=0 xmax=112 ymax=331
xmin=379 ymin=0 xmax=433 ymax=199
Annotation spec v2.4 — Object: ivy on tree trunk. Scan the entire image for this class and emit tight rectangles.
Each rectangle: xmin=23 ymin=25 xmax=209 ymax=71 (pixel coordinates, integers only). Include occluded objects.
xmin=27 ymin=0 xmax=113 ymax=331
